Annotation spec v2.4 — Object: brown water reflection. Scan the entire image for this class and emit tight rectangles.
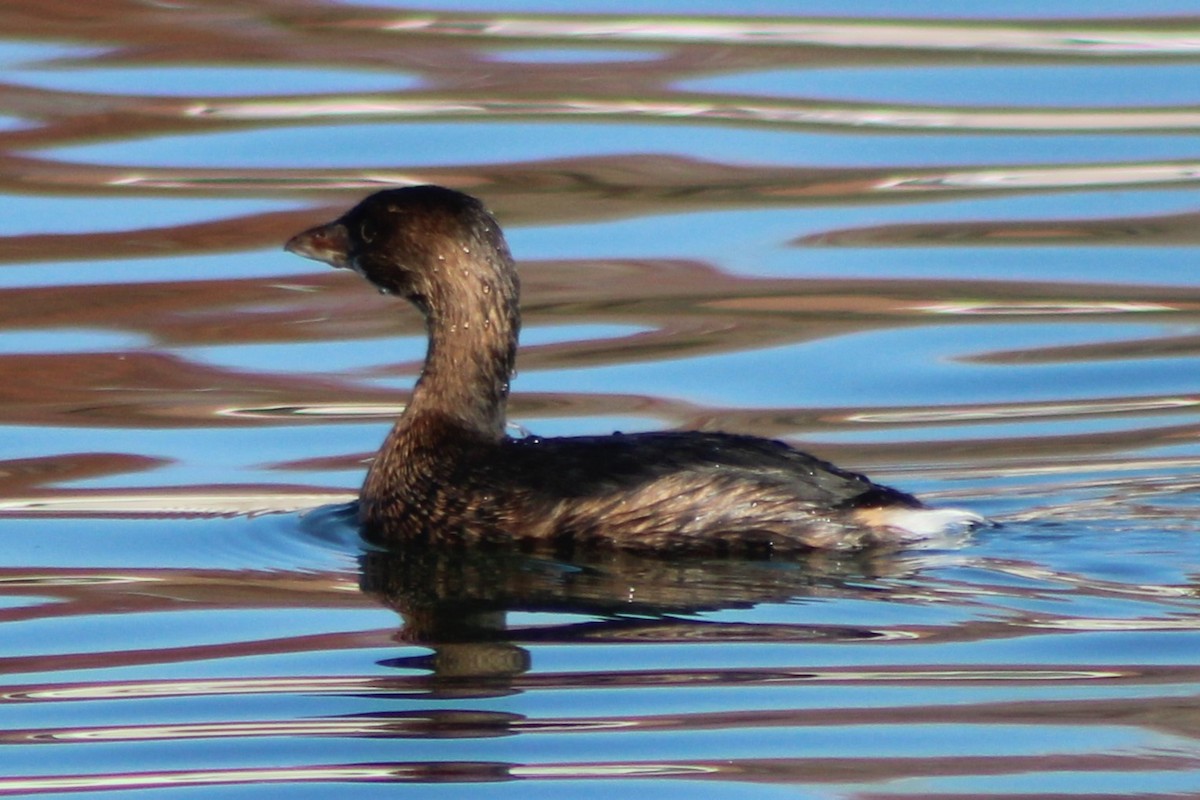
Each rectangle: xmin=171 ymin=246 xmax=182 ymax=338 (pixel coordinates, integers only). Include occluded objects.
xmin=6 ymin=256 xmax=1200 ymax=508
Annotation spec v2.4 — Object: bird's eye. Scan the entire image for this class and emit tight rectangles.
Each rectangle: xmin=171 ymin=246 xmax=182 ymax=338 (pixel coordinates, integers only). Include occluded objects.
xmin=359 ymin=221 xmax=377 ymax=243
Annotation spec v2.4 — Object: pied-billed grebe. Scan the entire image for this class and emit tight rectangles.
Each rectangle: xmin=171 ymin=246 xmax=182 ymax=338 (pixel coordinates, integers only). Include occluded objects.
xmin=286 ymin=186 xmax=981 ymax=554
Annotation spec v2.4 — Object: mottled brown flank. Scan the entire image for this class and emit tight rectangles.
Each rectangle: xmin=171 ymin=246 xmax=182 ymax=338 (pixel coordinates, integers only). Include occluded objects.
xmin=287 ymin=186 xmax=946 ymax=556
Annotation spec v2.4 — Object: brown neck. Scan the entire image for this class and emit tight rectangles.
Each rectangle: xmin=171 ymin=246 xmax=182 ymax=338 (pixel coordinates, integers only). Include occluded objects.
xmin=362 ymin=246 xmax=520 ymax=501
xmin=407 ymin=289 xmax=518 ymax=439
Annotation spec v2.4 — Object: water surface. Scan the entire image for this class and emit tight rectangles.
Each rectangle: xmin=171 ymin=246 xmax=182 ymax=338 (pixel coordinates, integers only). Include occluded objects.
xmin=0 ymin=2 xmax=1199 ymax=797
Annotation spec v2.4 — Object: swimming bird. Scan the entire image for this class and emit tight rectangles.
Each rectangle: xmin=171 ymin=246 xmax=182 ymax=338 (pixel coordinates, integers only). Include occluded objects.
xmin=286 ymin=185 xmax=980 ymax=555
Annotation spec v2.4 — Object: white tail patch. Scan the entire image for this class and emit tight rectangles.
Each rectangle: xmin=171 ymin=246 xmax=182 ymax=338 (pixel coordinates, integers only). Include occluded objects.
xmin=853 ymin=506 xmax=986 ymax=546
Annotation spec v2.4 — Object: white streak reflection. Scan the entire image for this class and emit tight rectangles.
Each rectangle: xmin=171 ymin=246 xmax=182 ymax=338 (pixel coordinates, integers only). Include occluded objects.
xmin=183 ymin=97 xmax=1200 ymax=133
xmin=848 ymin=396 xmax=1200 ymax=425
xmin=0 ymin=491 xmax=354 ymax=518
xmin=370 ymin=17 xmax=1200 ymax=56
xmin=882 ymin=163 xmax=1200 ymax=190
xmin=914 ymin=301 xmax=1174 ymax=315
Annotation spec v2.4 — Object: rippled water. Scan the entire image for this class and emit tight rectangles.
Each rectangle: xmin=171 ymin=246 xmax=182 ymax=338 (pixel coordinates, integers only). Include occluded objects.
xmin=1 ymin=2 xmax=1199 ymax=797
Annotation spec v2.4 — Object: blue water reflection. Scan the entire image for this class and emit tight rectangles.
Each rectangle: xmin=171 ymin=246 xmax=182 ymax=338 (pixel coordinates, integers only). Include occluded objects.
xmin=515 ymin=322 xmax=1200 ymax=411
xmin=0 ymin=251 xmax=326 ymax=288
xmin=0 ymin=40 xmax=99 ymax=67
xmin=8 ymin=66 xmax=421 ymax=97
xmin=507 ymin=191 xmax=1200 ymax=278
xmin=39 ymin=122 xmax=1200 ymax=169
xmin=0 ymin=197 xmax=306 ymax=236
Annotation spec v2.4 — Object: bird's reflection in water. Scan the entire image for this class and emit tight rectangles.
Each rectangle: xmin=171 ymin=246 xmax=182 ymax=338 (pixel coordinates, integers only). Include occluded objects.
xmin=358 ymin=537 xmax=929 ymax=691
